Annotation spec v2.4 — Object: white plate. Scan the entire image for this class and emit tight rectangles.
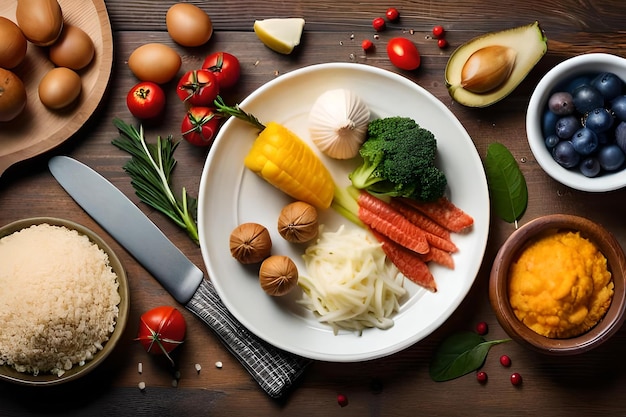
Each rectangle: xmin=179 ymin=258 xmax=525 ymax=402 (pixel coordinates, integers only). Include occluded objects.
xmin=198 ymin=63 xmax=490 ymax=362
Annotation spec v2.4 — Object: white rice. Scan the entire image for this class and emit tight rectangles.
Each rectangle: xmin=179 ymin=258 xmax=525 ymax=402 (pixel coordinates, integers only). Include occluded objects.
xmin=0 ymin=223 xmax=120 ymax=377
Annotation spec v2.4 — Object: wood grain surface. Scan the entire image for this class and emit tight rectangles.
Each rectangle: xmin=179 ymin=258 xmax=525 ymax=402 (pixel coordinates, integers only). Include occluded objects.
xmin=1 ymin=1 xmax=625 ymax=416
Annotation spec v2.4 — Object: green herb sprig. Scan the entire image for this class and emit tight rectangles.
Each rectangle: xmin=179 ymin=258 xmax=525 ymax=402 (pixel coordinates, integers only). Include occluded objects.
xmin=111 ymin=118 xmax=199 ymax=245
xmin=429 ymin=331 xmax=511 ymax=382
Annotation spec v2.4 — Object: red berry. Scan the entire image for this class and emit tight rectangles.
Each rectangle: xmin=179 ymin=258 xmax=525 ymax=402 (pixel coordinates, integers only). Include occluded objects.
xmin=476 ymin=321 xmax=488 ymax=335
xmin=437 ymin=38 xmax=449 ymax=49
xmin=476 ymin=371 xmax=488 ymax=383
xmin=361 ymin=39 xmax=374 ymax=51
xmin=499 ymin=354 xmax=512 ymax=367
xmin=432 ymin=25 xmax=445 ymax=39
xmin=337 ymin=393 xmax=349 ymax=407
xmin=385 ymin=7 xmax=400 ymax=22
xmin=372 ymin=17 xmax=386 ymax=31
xmin=510 ymin=372 xmax=523 ymax=386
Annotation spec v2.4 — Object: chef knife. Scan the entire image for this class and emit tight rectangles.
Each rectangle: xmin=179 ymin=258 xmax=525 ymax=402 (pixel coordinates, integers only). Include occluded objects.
xmin=48 ymin=155 xmax=310 ymax=398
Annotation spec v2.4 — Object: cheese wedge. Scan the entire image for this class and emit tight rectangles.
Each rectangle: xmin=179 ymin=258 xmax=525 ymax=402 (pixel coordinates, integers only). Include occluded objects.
xmin=253 ymin=18 xmax=305 ymax=54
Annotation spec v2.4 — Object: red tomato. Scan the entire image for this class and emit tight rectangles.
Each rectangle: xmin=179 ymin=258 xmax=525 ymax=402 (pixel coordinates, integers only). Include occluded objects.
xmin=126 ymin=81 xmax=166 ymax=119
xmin=136 ymin=306 xmax=186 ymax=360
xmin=202 ymin=52 xmax=241 ymax=89
xmin=386 ymin=37 xmax=421 ymax=71
xmin=176 ymin=69 xmax=219 ymax=106
xmin=181 ymin=106 xmax=222 ymax=146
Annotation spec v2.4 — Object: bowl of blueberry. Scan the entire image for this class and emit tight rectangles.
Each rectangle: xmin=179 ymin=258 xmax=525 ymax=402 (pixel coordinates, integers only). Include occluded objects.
xmin=526 ymin=53 xmax=626 ymax=191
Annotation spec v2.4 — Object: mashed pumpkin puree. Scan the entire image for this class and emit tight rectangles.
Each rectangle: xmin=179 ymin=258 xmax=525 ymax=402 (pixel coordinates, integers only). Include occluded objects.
xmin=508 ymin=231 xmax=613 ymax=339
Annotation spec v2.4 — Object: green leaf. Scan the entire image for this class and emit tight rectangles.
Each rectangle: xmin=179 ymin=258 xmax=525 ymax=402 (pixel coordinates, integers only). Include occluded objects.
xmin=429 ymin=331 xmax=511 ymax=382
xmin=484 ymin=142 xmax=528 ymax=223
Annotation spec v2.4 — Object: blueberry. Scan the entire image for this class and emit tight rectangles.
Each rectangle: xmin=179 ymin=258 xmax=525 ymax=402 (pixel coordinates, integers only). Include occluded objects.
xmin=597 ymin=144 xmax=625 ymax=171
xmin=591 ymin=72 xmax=623 ymax=101
xmin=611 ymin=95 xmax=626 ymax=121
xmin=545 ymin=134 xmax=560 ymax=149
xmin=615 ymin=121 xmax=626 ymax=153
xmin=572 ymin=85 xmax=604 ymax=113
xmin=584 ymin=107 xmax=613 ymax=133
xmin=571 ymin=128 xmax=598 ymax=155
xmin=552 ymin=141 xmax=580 ymax=168
xmin=564 ymin=75 xmax=593 ymax=94
xmin=555 ymin=115 xmax=581 ymax=139
xmin=542 ymin=109 xmax=559 ymax=136
xmin=548 ymin=92 xmax=575 ymax=116
xmin=579 ymin=157 xmax=601 ymax=177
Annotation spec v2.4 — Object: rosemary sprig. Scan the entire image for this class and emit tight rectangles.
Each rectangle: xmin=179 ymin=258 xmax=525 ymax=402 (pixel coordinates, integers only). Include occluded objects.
xmin=214 ymin=96 xmax=266 ymax=131
xmin=111 ymin=118 xmax=199 ymax=245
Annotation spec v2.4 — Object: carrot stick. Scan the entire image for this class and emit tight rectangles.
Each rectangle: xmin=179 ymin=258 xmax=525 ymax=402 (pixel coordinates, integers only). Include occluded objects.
xmin=390 ymin=198 xmax=450 ymax=240
xmin=399 ymin=196 xmax=474 ymax=233
xmin=370 ymin=230 xmax=437 ymax=292
xmin=357 ymin=192 xmax=430 ymax=254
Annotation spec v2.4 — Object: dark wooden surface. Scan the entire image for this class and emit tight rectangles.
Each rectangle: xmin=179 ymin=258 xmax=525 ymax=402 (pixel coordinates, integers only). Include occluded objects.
xmin=1 ymin=1 xmax=626 ymax=415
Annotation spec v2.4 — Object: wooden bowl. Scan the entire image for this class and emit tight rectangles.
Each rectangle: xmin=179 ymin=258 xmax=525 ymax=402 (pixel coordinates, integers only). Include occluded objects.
xmin=0 ymin=217 xmax=129 ymax=385
xmin=489 ymin=214 xmax=626 ymax=355
xmin=0 ymin=0 xmax=113 ymax=177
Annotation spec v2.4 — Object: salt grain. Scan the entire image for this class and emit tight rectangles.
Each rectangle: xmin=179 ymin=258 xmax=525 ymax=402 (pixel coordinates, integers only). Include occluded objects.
xmin=138 ymin=381 xmax=146 ymax=391
xmin=195 ymin=363 xmax=202 ymax=374
xmin=215 ymin=361 xmax=223 ymax=369
xmin=138 ymin=362 xmax=143 ymax=374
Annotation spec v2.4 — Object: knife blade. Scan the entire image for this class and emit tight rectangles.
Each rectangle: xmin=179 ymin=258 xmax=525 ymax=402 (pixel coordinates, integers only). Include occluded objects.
xmin=49 ymin=155 xmax=309 ymax=398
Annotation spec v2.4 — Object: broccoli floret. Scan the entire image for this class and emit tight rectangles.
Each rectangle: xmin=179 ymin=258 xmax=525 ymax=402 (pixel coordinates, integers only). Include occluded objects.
xmin=348 ymin=116 xmax=447 ymax=202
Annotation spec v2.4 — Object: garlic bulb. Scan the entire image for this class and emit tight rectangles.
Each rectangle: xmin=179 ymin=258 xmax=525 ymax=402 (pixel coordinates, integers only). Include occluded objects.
xmin=308 ymin=89 xmax=371 ymax=159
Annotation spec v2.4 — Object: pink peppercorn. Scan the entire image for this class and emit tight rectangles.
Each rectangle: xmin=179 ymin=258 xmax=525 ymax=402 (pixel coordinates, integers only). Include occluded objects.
xmin=476 ymin=321 xmax=488 ymax=335
xmin=337 ymin=393 xmax=349 ymax=407
xmin=432 ymin=25 xmax=445 ymax=39
xmin=476 ymin=371 xmax=488 ymax=384
xmin=372 ymin=17 xmax=386 ymax=31
xmin=437 ymin=38 xmax=449 ymax=49
xmin=361 ymin=39 xmax=374 ymax=51
xmin=385 ymin=7 xmax=400 ymax=22
xmin=510 ymin=372 xmax=523 ymax=386
xmin=499 ymin=355 xmax=512 ymax=367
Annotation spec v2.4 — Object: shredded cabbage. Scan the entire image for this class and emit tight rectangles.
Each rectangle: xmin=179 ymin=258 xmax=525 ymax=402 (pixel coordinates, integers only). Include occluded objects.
xmin=298 ymin=225 xmax=407 ymax=335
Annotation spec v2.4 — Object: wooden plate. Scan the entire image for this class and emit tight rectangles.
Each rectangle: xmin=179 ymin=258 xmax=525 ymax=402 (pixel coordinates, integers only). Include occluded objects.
xmin=0 ymin=0 xmax=113 ymax=177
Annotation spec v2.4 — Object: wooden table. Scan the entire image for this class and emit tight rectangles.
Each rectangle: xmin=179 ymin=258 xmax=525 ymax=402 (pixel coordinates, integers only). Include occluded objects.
xmin=1 ymin=1 xmax=626 ymax=415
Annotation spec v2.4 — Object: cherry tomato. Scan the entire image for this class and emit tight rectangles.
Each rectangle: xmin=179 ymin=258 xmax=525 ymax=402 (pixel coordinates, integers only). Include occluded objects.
xmin=136 ymin=306 xmax=186 ymax=360
xmin=385 ymin=7 xmax=400 ymax=22
xmin=126 ymin=81 xmax=166 ymax=119
xmin=372 ymin=17 xmax=386 ymax=31
xmin=386 ymin=37 xmax=421 ymax=70
xmin=202 ymin=52 xmax=241 ymax=89
xmin=181 ymin=106 xmax=222 ymax=146
xmin=176 ymin=69 xmax=219 ymax=107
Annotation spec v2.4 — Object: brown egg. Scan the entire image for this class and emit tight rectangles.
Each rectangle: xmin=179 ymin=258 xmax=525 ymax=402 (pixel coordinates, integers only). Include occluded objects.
xmin=38 ymin=67 xmax=82 ymax=110
xmin=128 ymin=43 xmax=181 ymax=84
xmin=15 ymin=0 xmax=64 ymax=46
xmin=0 ymin=68 xmax=27 ymax=122
xmin=0 ymin=17 xmax=28 ymax=69
xmin=49 ymin=24 xmax=95 ymax=70
xmin=166 ymin=3 xmax=213 ymax=47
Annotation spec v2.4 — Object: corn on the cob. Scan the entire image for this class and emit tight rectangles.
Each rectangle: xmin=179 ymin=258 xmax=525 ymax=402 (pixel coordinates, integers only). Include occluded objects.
xmin=244 ymin=122 xmax=335 ymax=209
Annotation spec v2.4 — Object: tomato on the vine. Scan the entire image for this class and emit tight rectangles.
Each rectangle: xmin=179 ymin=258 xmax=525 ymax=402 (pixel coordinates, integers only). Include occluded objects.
xmin=202 ymin=52 xmax=241 ymax=89
xmin=126 ymin=81 xmax=166 ymax=119
xmin=386 ymin=37 xmax=421 ymax=70
xmin=176 ymin=69 xmax=220 ymax=106
xmin=136 ymin=306 xmax=186 ymax=365
xmin=181 ymin=106 xmax=222 ymax=146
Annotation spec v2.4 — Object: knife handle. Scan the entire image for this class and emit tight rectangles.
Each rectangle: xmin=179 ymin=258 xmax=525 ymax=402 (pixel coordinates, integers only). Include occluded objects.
xmin=186 ymin=279 xmax=310 ymax=399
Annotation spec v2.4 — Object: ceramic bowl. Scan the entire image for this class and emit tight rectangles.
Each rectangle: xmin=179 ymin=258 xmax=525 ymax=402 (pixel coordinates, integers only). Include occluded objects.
xmin=0 ymin=217 xmax=129 ymax=385
xmin=489 ymin=214 xmax=626 ymax=355
xmin=526 ymin=53 xmax=626 ymax=191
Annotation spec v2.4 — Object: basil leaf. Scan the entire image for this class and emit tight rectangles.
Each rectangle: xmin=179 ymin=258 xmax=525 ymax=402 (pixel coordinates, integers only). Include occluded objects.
xmin=429 ymin=331 xmax=510 ymax=382
xmin=484 ymin=142 xmax=528 ymax=223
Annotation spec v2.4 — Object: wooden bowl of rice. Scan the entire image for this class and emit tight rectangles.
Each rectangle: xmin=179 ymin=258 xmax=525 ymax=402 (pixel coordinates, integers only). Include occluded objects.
xmin=0 ymin=217 xmax=129 ymax=385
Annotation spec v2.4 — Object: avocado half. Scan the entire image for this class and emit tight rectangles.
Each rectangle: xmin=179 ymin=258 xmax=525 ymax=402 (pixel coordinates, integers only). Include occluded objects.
xmin=445 ymin=22 xmax=548 ymax=107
